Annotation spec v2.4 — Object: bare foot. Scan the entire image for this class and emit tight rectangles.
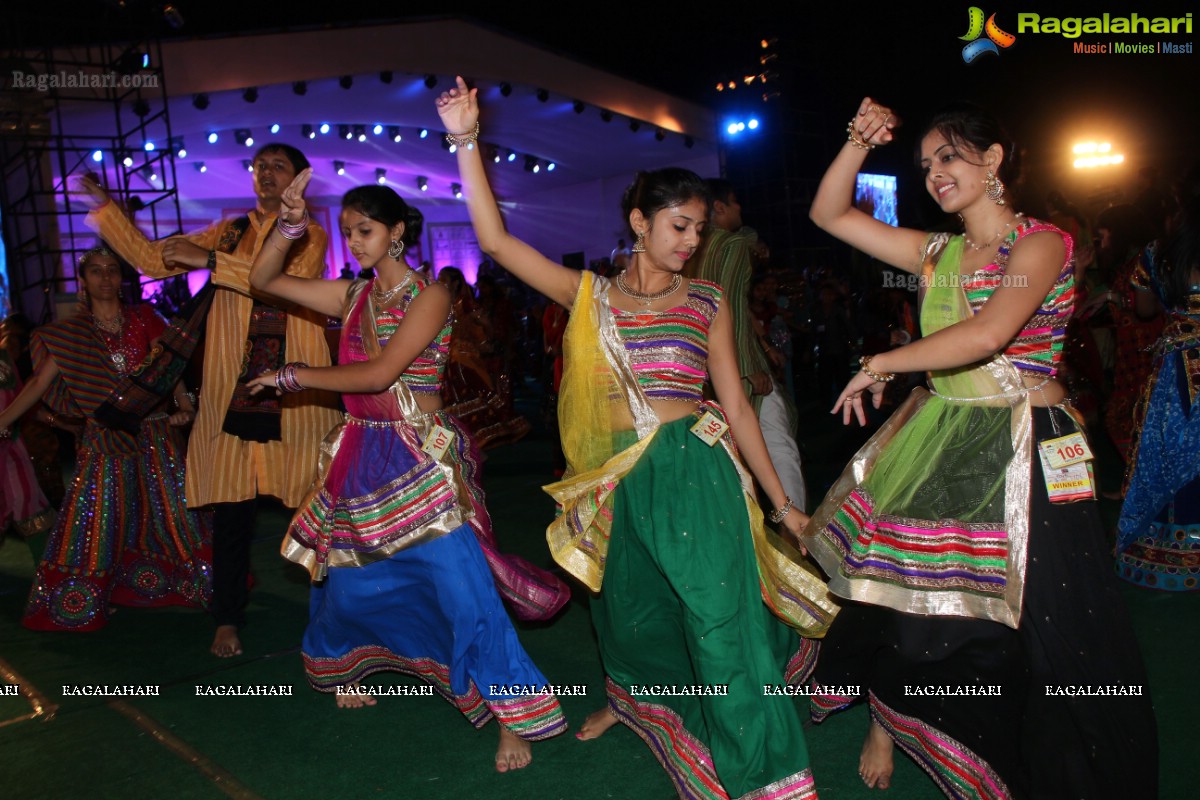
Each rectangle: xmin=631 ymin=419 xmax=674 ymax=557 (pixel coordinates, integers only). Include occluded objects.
xmin=575 ymin=706 xmax=619 ymax=741
xmin=210 ymin=625 xmax=242 ymax=658
xmin=496 ymin=726 xmax=531 ymax=772
xmin=335 ymin=682 xmax=378 ymax=709
xmin=859 ymin=720 xmax=894 ymax=789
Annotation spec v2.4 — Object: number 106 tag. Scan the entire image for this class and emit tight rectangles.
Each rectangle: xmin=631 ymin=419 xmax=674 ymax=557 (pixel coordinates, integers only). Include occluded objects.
xmin=421 ymin=424 xmax=456 ymax=461
xmin=1038 ymin=431 xmax=1093 ymax=470
xmin=689 ymin=410 xmax=729 ymax=447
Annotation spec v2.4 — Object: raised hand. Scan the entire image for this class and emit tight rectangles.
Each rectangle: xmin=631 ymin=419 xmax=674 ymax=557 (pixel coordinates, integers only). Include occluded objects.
xmin=280 ymin=167 xmax=312 ymax=226
xmin=853 ymin=97 xmax=899 ymax=147
xmin=435 ymin=76 xmax=479 ymax=137
xmin=73 ymin=173 xmax=111 ymax=209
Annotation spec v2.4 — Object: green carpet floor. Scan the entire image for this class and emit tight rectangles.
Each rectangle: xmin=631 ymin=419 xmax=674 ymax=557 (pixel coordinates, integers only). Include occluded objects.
xmin=0 ymin=388 xmax=1191 ymax=799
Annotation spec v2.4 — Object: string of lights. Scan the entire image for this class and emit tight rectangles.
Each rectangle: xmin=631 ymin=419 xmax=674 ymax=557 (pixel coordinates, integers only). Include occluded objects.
xmin=90 ymin=123 xmax=566 ymax=181
xmin=83 ymin=73 xmax=704 ymax=201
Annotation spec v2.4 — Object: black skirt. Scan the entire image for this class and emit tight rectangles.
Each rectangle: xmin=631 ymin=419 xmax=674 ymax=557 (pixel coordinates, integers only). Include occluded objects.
xmin=812 ymin=407 xmax=1158 ymax=800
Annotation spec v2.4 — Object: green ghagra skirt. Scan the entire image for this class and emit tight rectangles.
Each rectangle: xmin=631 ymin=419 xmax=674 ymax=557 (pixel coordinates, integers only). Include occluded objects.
xmin=591 ymin=413 xmax=818 ymax=800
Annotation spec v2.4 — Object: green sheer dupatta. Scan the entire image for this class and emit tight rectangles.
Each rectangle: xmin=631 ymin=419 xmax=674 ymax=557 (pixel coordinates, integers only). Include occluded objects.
xmin=806 ymin=235 xmax=1034 ymax=627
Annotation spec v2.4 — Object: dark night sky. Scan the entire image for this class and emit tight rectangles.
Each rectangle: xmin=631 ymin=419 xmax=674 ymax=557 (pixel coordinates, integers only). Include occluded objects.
xmin=6 ymin=0 xmax=1198 ymax=216
xmin=9 ymin=2 xmax=1196 ymax=148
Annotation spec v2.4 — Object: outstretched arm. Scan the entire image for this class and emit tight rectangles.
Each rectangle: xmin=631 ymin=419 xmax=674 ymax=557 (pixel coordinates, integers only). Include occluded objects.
xmin=0 ymin=359 xmax=58 ymax=434
xmin=246 ymin=281 xmax=452 ymax=395
xmin=809 ymin=97 xmax=929 ymax=274
xmin=437 ymin=76 xmax=580 ymax=308
xmin=80 ymin=175 xmax=224 ymax=278
xmin=707 ymin=299 xmax=809 ymax=544
xmin=248 ymin=168 xmax=350 ymax=318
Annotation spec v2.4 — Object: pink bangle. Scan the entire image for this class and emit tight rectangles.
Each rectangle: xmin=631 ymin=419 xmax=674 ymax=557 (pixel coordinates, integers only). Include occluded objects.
xmin=277 ymin=210 xmax=309 ymax=240
xmin=275 ymin=362 xmax=308 ymax=393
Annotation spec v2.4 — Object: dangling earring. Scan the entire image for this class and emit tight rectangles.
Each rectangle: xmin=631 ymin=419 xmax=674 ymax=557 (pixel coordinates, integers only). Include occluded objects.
xmin=387 ymin=239 xmax=405 ymax=260
xmin=983 ymin=170 xmax=1006 ymax=206
xmin=77 ymin=286 xmax=88 ymax=304
xmin=631 ymin=231 xmax=646 ymax=253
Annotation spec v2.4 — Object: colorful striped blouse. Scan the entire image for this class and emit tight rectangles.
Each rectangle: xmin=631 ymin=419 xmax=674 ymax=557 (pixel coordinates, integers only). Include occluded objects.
xmin=612 ymin=279 xmax=722 ymax=401
xmin=961 ymin=217 xmax=1075 ymax=377
xmin=32 ymin=304 xmax=166 ymax=455
xmin=354 ymin=277 xmax=452 ymax=393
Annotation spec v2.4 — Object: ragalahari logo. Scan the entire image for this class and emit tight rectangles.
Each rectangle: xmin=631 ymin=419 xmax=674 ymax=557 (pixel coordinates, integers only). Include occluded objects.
xmin=960 ymin=7 xmax=1017 ymax=62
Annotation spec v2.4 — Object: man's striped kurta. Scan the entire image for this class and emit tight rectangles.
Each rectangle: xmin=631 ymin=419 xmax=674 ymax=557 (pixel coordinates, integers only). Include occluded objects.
xmin=90 ymin=202 xmax=341 ymax=508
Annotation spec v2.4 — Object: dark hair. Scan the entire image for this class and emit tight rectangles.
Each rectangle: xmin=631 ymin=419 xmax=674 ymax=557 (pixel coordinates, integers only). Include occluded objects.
xmin=437 ymin=266 xmax=467 ymax=296
xmin=918 ymin=102 xmax=1021 ymax=189
xmin=341 ymin=185 xmax=424 ymax=246
xmin=252 ymin=142 xmax=310 ymax=173
xmin=1158 ymin=163 xmax=1200 ymax=307
xmin=1096 ymin=204 xmax=1152 ymax=261
xmin=77 ymin=245 xmax=118 ymax=273
xmin=1 ymin=312 xmax=33 ymax=339
xmin=620 ymin=168 xmax=710 ymax=238
xmin=703 ymin=178 xmax=736 ymax=205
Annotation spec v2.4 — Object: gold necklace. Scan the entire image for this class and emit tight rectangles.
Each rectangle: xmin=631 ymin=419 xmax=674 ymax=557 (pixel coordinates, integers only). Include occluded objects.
xmin=93 ymin=309 xmax=124 ymax=335
xmin=964 ymin=213 xmax=1023 ymax=252
xmin=615 ymin=272 xmax=681 ymax=307
xmin=370 ymin=270 xmax=414 ymax=306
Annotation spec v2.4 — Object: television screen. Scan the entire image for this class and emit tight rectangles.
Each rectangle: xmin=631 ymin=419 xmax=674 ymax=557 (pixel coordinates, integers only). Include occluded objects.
xmin=855 ymin=173 xmax=898 ymax=227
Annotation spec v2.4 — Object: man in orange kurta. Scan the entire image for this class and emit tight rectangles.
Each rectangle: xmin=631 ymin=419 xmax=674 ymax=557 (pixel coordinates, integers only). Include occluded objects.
xmin=87 ymin=144 xmax=340 ymax=656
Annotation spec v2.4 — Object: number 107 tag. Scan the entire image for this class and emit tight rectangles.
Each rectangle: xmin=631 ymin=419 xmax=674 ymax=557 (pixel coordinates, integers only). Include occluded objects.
xmin=421 ymin=424 xmax=456 ymax=461
xmin=1038 ymin=431 xmax=1093 ymax=470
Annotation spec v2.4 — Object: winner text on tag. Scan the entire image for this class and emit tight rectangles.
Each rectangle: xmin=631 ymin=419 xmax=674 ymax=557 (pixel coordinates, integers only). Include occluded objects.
xmin=689 ymin=410 xmax=729 ymax=447
xmin=421 ymin=424 xmax=455 ymax=461
xmin=1038 ymin=451 xmax=1095 ymax=503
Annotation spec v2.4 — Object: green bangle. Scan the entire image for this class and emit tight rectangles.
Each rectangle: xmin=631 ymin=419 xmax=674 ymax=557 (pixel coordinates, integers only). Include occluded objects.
xmin=206 ymin=250 xmax=217 ymax=270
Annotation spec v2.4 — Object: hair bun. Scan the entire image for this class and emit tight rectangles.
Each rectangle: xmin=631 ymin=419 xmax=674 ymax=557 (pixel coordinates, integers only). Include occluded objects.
xmin=403 ymin=205 xmax=424 ymax=246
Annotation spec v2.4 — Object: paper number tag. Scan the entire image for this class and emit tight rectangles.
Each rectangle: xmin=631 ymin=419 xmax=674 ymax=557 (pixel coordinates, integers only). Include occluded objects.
xmin=1038 ymin=450 xmax=1095 ymax=503
xmin=1038 ymin=432 xmax=1094 ymax=470
xmin=689 ymin=410 xmax=729 ymax=447
xmin=421 ymin=424 xmax=455 ymax=461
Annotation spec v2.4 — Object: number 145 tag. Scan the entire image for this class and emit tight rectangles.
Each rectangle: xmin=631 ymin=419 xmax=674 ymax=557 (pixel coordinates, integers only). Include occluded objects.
xmin=1038 ymin=432 xmax=1094 ymax=470
xmin=689 ymin=410 xmax=729 ymax=447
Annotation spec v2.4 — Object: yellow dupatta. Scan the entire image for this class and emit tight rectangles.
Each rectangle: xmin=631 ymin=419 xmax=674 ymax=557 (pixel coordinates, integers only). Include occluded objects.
xmin=544 ymin=271 xmax=658 ymax=591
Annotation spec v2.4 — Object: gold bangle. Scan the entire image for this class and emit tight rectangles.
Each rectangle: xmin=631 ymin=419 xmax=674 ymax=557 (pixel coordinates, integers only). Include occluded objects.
xmin=859 ymin=355 xmax=896 ymax=382
xmin=846 ymin=119 xmax=875 ymax=151
xmin=445 ymin=122 xmax=480 ymax=150
xmin=768 ymin=497 xmax=794 ymax=524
